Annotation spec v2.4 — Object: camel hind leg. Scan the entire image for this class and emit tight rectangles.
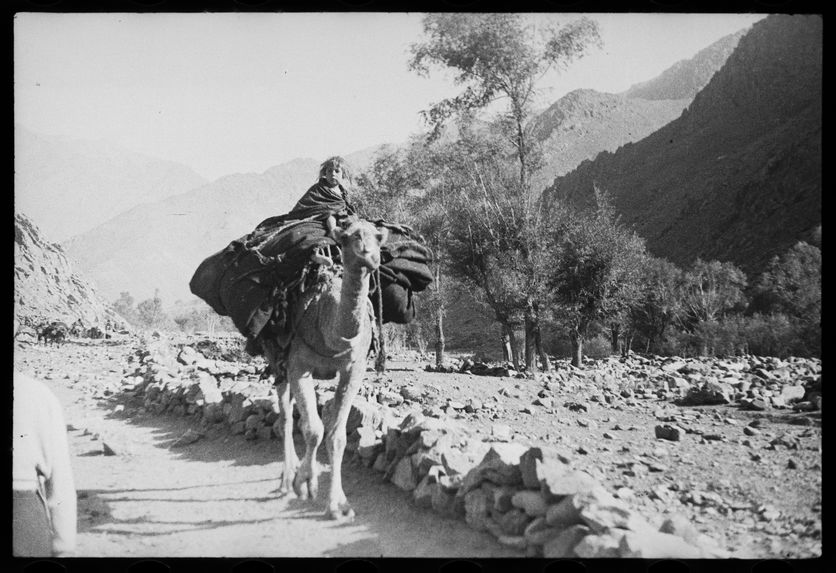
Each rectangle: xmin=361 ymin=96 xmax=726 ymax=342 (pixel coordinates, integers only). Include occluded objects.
xmin=261 ymin=340 xmax=300 ymax=495
xmin=276 ymin=381 xmax=298 ymax=494
xmin=287 ymin=358 xmax=323 ymax=501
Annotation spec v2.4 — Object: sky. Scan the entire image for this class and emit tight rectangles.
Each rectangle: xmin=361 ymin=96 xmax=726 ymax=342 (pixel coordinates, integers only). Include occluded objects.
xmin=14 ymin=12 xmax=767 ymax=181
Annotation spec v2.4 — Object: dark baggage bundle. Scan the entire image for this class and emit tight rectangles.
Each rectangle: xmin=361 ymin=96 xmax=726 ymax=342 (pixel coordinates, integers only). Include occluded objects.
xmin=189 ymin=214 xmax=433 ymax=354
xmin=372 ymin=219 xmax=433 ymax=325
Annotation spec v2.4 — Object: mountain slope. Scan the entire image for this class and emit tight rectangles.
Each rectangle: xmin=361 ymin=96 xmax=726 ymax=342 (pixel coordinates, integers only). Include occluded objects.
xmin=15 ymin=213 xmax=117 ymax=326
xmin=62 ymin=146 xmax=391 ymax=306
xmin=63 ymin=159 xmax=318 ymax=305
xmin=529 ymin=26 xmax=748 ymax=193
xmin=14 ymin=126 xmax=208 ymax=241
xmin=531 ymin=90 xmax=690 ymax=191
xmin=57 ymin=23 xmax=755 ymax=319
xmin=622 ymin=28 xmax=749 ymax=100
xmin=545 ymin=14 xmax=822 ymax=277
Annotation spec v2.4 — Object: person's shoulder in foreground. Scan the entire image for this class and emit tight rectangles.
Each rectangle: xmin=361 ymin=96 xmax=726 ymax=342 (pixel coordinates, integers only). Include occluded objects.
xmin=13 ymin=370 xmax=77 ymax=557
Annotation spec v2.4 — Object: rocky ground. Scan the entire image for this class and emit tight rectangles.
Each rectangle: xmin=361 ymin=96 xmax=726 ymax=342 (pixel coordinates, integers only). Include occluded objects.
xmin=13 ymin=332 xmax=821 ymax=559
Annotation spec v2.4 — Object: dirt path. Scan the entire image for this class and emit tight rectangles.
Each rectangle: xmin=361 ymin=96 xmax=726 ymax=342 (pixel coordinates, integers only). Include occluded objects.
xmin=16 ymin=341 xmax=519 ymax=558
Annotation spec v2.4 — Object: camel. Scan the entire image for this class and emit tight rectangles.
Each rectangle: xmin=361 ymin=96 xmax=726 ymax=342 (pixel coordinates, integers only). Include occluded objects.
xmin=262 ymin=216 xmax=387 ymax=520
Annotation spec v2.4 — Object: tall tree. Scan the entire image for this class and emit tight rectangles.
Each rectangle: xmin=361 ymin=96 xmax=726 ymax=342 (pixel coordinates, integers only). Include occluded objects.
xmin=136 ymin=289 xmax=168 ymax=329
xmin=547 ymin=191 xmax=648 ymax=367
xmin=111 ymin=291 xmax=137 ymax=325
xmin=626 ymin=257 xmax=684 ymax=354
xmin=681 ymin=259 xmax=748 ymax=325
xmin=750 ymin=241 xmax=821 ymax=357
xmin=751 ymin=241 xmax=821 ymax=323
xmin=410 ymin=13 xmax=602 ymax=188
xmin=679 ymin=259 xmax=748 ymax=355
xmin=354 ymin=137 xmax=456 ymax=369
xmin=410 ymin=14 xmax=601 ymax=371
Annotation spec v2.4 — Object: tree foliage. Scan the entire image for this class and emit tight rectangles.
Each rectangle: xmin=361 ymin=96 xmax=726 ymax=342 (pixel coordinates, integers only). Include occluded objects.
xmin=409 ymin=13 xmax=601 ymax=163
xmin=136 ymin=289 xmax=168 ymax=329
xmin=546 ymin=190 xmax=648 ymax=366
xmin=680 ymin=259 xmax=748 ymax=328
xmin=111 ymin=291 xmax=138 ymax=324
xmin=354 ymin=136 xmax=460 ymax=367
xmin=409 ymin=14 xmax=601 ymax=370
xmin=626 ymin=256 xmax=684 ymax=353
xmin=750 ymin=241 xmax=821 ymax=322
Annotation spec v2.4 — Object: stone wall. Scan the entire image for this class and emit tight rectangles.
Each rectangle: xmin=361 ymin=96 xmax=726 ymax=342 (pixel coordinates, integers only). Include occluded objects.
xmin=123 ymin=338 xmax=797 ymax=558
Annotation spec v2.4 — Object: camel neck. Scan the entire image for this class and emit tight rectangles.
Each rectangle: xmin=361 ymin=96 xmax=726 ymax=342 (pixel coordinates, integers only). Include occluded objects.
xmin=335 ymin=265 xmax=371 ymax=340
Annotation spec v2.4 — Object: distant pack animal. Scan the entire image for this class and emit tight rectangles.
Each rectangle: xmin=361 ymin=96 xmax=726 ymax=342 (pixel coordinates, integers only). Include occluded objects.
xmin=262 ymin=217 xmax=386 ymax=520
xmin=69 ymin=319 xmax=86 ymax=338
xmin=37 ymin=321 xmax=69 ymax=346
xmin=87 ymin=326 xmax=104 ymax=339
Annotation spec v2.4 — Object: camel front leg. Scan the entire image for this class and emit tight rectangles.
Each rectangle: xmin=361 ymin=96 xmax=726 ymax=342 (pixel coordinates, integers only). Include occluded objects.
xmin=325 ymin=363 xmax=365 ymax=520
xmin=287 ymin=363 xmax=323 ymax=501
xmin=276 ymin=381 xmax=298 ymax=494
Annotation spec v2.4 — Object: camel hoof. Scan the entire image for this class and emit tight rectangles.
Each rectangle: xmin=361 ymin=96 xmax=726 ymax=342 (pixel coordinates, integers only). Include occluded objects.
xmin=278 ymin=478 xmax=293 ymax=495
xmin=279 ymin=469 xmax=296 ymax=495
xmin=326 ymin=504 xmax=355 ymax=521
xmin=292 ymin=475 xmax=307 ymax=499
xmin=293 ymin=474 xmax=317 ymax=500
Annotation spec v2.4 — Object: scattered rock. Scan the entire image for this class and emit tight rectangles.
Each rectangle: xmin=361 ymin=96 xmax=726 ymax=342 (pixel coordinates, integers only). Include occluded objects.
xmin=496 ymin=534 xmax=527 ymax=550
xmin=391 ymin=456 xmax=419 ymax=491
xmin=519 ymin=447 xmax=571 ymax=489
xmin=510 ymin=490 xmax=548 ymax=517
xmin=573 ymin=530 xmax=625 ymax=558
xmin=464 ymin=489 xmax=491 ymax=531
xmin=537 ymin=461 xmax=599 ymax=499
xmin=681 ymin=381 xmax=733 ymax=406
xmin=543 ymin=524 xmax=591 ymax=558
xmin=412 ymin=476 xmax=436 ymax=508
xmin=523 ymin=516 xmax=561 ymax=546
xmin=618 ymin=530 xmax=704 ymax=558
xmin=490 ymin=423 xmax=512 ymax=442
xmin=740 ymin=398 xmax=769 ymax=411
xmin=498 ymin=508 xmax=530 ymax=536
xmin=654 ymin=424 xmax=683 ymax=441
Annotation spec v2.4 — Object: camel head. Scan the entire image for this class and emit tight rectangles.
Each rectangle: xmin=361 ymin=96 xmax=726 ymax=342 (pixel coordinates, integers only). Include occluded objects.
xmin=332 ymin=218 xmax=388 ymax=271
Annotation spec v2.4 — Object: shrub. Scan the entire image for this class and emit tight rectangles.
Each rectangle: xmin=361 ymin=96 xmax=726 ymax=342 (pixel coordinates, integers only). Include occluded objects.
xmin=582 ymin=333 xmax=614 ymax=360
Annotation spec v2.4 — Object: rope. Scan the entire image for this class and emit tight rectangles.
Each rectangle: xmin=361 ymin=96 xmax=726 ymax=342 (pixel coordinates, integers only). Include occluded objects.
xmin=375 ymin=267 xmax=384 ymax=334
xmin=375 ymin=266 xmax=385 ymax=372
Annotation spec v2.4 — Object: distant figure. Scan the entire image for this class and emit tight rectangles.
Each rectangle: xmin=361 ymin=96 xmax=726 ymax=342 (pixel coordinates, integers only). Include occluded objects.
xmin=13 ymin=370 xmax=77 ymax=557
xmin=69 ymin=319 xmax=86 ymax=338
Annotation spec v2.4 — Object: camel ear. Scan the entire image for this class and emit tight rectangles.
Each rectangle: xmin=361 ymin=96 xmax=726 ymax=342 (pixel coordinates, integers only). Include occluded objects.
xmin=376 ymin=227 xmax=389 ymax=246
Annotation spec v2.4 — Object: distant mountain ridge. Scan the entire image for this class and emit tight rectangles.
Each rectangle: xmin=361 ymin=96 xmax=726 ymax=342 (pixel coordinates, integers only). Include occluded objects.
xmin=622 ymin=28 xmax=749 ymax=100
xmin=530 ymin=90 xmax=689 ymax=191
xmin=546 ymin=14 xmax=822 ymax=277
xmin=55 ymin=25 xmax=752 ymax=312
xmin=63 ymin=159 xmax=319 ymax=304
xmin=528 ymin=25 xmax=747 ymax=192
xmin=15 ymin=125 xmax=207 ymax=241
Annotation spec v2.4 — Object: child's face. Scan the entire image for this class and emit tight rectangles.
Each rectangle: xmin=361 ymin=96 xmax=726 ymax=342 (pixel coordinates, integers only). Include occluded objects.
xmin=324 ymin=164 xmax=345 ymax=187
